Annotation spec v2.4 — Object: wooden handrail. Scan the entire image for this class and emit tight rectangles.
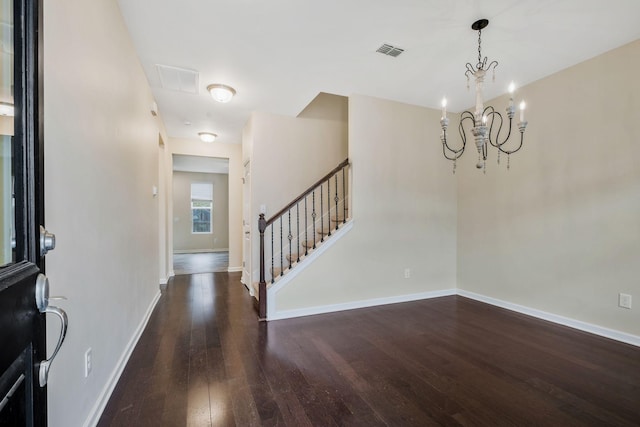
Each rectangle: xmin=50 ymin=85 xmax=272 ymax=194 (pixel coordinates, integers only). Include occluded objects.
xmin=265 ymin=158 xmax=349 ymax=226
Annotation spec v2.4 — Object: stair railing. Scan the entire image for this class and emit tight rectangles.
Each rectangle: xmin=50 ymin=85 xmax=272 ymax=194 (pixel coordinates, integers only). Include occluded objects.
xmin=257 ymin=158 xmax=350 ymax=319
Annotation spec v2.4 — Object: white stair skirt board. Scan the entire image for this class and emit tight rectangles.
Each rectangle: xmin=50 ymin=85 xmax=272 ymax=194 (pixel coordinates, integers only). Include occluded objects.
xmin=457 ymin=289 xmax=640 ymax=348
xmin=270 ymin=289 xmax=457 ymax=321
xmin=84 ymin=290 xmax=162 ymax=427
xmin=266 ymin=220 xmax=354 ymax=319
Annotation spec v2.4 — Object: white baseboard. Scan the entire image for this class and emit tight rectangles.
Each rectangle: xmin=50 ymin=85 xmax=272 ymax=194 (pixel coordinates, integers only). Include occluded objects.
xmin=457 ymin=289 xmax=640 ymax=347
xmin=227 ymin=266 xmax=242 ymax=273
xmin=83 ymin=290 xmax=162 ymax=427
xmin=173 ymin=249 xmax=228 ymax=254
xmin=270 ymin=289 xmax=456 ymax=321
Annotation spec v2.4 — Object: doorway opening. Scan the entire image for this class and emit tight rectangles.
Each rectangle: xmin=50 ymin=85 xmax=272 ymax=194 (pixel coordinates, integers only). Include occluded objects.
xmin=172 ymin=154 xmax=229 ymax=275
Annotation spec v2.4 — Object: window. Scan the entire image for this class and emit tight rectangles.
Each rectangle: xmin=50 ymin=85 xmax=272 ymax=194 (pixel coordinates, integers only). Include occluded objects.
xmin=191 ymin=183 xmax=213 ymax=233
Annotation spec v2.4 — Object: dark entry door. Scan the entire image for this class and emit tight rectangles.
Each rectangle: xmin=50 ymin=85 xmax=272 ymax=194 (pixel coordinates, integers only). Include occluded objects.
xmin=0 ymin=0 xmax=64 ymax=425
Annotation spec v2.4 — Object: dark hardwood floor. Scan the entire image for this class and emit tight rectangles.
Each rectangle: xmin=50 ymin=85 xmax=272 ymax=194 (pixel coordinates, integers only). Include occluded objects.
xmin=173 ymin=252 xmax=229 ymax=275
xmin=98 ymin=273 xmax=640 ymax=426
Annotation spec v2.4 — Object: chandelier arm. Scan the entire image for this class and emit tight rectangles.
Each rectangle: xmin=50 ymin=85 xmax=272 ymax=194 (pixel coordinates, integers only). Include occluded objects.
xmin=497 ymin=131 xmax=525 ymax=155
xmin=486 ymin=60 xmax=498 ymax=72
xmin=494 ymin=110 xmax=517 ymax=152
xmin=460 ymin=110 xmax=475 ymax=122
xmin=441 ymin=117 xmax=468 ymax=155
xmin=445 ymin=111 xmax=476 ymax=160
xmin=465 ymin=63 xmax=476 ymax=78
xmin=458 ymin=111 xmax=475 ymax=149
xmin=442 ymin=142 xmax=462 ymax=161
xmin=441 ymin=125 xmax=464 ymax=160
xmin=484 ymin=107 xmax=505 ymax=148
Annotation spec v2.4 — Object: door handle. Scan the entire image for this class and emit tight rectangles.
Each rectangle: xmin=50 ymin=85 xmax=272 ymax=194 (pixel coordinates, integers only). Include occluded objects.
xmin=35 ymin=274 xmax=68 ymax=387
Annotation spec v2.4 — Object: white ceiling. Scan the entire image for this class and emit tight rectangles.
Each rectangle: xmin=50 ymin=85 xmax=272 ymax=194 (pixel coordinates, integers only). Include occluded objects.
xmin=117 ymin=0 xmax=640 ymax=145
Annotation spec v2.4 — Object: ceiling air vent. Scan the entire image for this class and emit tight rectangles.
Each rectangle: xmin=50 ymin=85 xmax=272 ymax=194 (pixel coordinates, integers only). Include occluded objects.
xmin=376 ymin=43 xmax=404 ymax=57
xmin=156 ymin=64 xmax=199 ymax=94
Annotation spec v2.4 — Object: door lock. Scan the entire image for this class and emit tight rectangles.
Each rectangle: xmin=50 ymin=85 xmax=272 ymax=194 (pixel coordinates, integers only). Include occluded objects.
xmin=40 ymin=226 xmax=56 ymax=256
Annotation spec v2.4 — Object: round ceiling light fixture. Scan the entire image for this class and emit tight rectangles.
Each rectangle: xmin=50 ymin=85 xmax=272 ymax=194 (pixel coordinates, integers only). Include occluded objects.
xmin=207 ymin=84 xmax=236 ymax=103
xmin=198 ymin=132 xmax=217 ymax=143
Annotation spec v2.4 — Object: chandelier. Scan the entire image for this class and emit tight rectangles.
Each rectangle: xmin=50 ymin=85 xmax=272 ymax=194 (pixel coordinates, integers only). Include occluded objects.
xmin=440 ymin=19 xmax=528 ymax=173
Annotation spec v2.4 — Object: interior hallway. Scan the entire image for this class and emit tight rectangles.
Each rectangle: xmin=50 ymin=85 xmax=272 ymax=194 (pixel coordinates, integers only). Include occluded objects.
xmin=97 ymin=272 xmax=640 ymax=426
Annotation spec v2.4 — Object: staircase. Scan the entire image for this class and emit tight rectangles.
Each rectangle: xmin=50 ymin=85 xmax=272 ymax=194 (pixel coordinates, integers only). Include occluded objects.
xmin=254 ymin=159 xmax=350 ymax=320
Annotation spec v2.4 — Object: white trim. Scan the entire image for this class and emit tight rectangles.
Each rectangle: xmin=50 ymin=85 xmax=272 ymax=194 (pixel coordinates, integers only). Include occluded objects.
xmin=457 ymin=289 xmax=640 ymax=347
xmin=173 ymin=248 xmax=229 ymax=254
xmin=168 ymin=270 xmax=175 ymax=278
xmin=270 ymin=289 xmax=456 ymax=321
xmin=83 ymin=290 xmax=162 ymax=427
xmin=159 ymin=276 xmax=169 ymax=285
xmin=227 ymin=266 xmax=242 ymax=273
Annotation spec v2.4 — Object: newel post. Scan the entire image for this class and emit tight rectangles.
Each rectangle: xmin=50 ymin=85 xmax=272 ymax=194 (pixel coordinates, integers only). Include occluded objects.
xmin=258 ymin=213 xmax=267 ymax=319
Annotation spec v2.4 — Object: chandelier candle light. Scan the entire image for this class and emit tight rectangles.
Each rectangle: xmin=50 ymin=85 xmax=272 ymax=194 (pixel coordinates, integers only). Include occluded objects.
xmin=440 ymin=19 xmax=528 ymax=173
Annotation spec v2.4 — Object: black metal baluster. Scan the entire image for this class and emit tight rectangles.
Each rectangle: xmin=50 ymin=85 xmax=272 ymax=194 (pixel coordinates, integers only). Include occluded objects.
xmin=280 ymin=217 xmax=284 ymax=276
xmin=312 ymin=190 xmax=317 ymax=249
xmin=342 ymin=165 xmax=347 ymax=224
xmin=320 ymin=184 xmax=324 ymax=242
xmin=270 ymin=226 xmax=274 ymax=284
xmin=296 ymin=203 xmax=300 ymax=262
xmin=288 ymin=211 xmax=292 ymax=269
xmin=334 ymin=174 xmax=339 ymax=231
xmin=327 ymin=179 xmax=332 ymax=237
xmin=304 ymin=197 xmax=308 ymax=255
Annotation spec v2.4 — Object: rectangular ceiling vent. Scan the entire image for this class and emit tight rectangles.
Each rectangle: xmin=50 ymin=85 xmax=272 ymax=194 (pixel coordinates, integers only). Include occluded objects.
xmin=156 ymin=64 xmax=199 ymax=94
xmin=376 ymin=43 xmax=404 ymax=57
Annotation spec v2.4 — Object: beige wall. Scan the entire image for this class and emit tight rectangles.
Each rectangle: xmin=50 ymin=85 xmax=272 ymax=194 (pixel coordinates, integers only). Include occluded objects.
xmin=43 ymin=0 xmax=167 ymax=425
xmin=246 ymin=94 xmax=348 ymax=282
xmin=172 ymin=171 xmax=229 ymax=252
xmin=275 ymin=95 xmax=457 ymax=311
xmin=457 ymin=40 xmax=640 ymax=336
xmin=167 ymin=139 xmax=242 ymax=271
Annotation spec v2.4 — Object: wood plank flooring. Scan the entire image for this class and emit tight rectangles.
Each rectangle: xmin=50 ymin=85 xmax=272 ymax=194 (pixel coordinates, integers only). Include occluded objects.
xmin=173 ymin=252 xmax=229 ymax=275
xmin=98 ymin=273 xmax=640 ymax=426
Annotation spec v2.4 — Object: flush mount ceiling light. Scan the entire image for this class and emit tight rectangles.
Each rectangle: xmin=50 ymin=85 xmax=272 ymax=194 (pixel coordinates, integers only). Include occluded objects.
xmin=0 ymin=102 xmax=15 ymax=117
xmin=198 ymin=132 xmax=217 ymax=143
xmin=207 ymin=84 xmax=236 ymax=103
xmin=440 ymin=19 xmax=528 ymax=173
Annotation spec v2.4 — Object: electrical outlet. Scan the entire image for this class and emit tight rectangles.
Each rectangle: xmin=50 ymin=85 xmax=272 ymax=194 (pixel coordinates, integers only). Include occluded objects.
xmin=404 ymin=268 xmax=411 ymax=279
xmin=619 ymin=293 xmax=632 ymax=309
xmin=84 ymin=348 xmax=92 ymax=377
